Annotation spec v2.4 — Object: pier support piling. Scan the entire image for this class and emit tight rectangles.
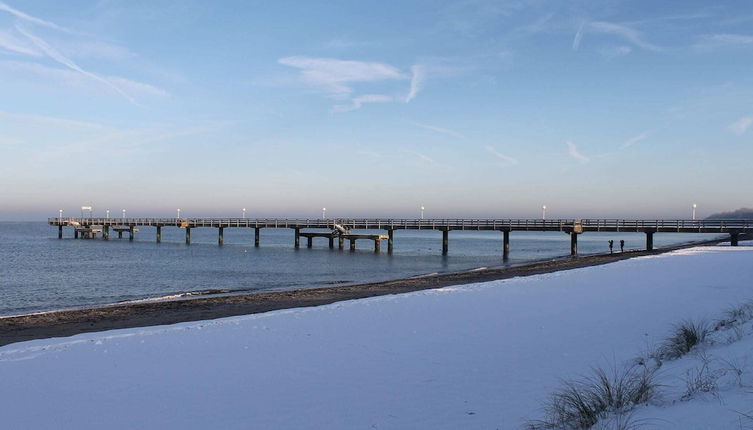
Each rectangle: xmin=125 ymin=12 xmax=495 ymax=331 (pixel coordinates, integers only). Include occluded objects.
xmin=329 ymin=236 xmax=334 ymax=249
xmin=570 ymin=232 xmax=578 ymax=256
xmin=730 ymin=232 xmax=739 ymax=246
xmin=58 ymin=225 xmax=63 ymax=239
xmin=129 ymin=226 xmax=135 ymax=241
xmin=185 ymin=227 xmax=191 ymax=245
xmin=294 ymin=228 xmax=300 ymax=248
xmin=74 ymin=230 xmax=79 ymax=239
xmin=374 ymin=239 xmax=381 ymax=253
xmin=387 ymin=229 xmax=394 ymax=253
xmin=442 ymin=229 xmax=449 ymax=256
xmin=338 ymin=236 xmax=344 ymax=250
xmin=103 ymin=226 xmax=109 ymax=240
xmin=645 ymin=231 xmax=654 ymax=251
xmin=350 ymin=239 xmax=356 ymax=251
xmin=218 ymin=227 xmax=224 ymax=245
xmin=156 ymin=226 xmax=161 ymax=243
xmin=307 ymin=236 xmax=313 ymax=248
xmin=118 ymin=231 xmax=123 ymax=239
xmin=502 ymin=229 xmax=510 ymax=260
xmin=254 ymin=228 xmax=260 ymax=247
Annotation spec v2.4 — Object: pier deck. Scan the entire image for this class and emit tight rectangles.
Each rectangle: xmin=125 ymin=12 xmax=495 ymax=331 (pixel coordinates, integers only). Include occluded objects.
xmin=49 ymin=217 xmax=753 ymax=257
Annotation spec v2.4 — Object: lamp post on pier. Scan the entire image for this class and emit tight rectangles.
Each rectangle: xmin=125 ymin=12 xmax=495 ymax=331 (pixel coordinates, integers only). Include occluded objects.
xmin=106 ymin=209 xmax=110 ymax=219
xmin=692 ymin=203 xmax=697 ymax=220
xmin=242 ymin=208 xmax=246 ymax=219
xmin=542 ymin=205 xmax=547 ymax=220
xmin=59 ymin=209 xmax=63 ymax=222
xmin=177 ymin=208 xmax=181 ymax=219
xmin=122 ymin=209 xmax=126 ymax=219
xmin=322 ymin=207 xmax=326 ymax=219
xmin=420 ymin=206 xmax=425 ymax=220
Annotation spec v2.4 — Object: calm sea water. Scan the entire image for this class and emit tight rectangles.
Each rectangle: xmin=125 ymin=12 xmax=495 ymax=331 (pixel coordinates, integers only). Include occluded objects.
xmin=0 ymin=222 xmax=722 ymax=316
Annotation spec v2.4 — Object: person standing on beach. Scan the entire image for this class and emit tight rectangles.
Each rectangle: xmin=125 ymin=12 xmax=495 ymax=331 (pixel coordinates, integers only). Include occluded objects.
xmin=620 ymin=240 xmax=625 ymax=252
xmin=608 ymin=240 xmax=614 ymax=253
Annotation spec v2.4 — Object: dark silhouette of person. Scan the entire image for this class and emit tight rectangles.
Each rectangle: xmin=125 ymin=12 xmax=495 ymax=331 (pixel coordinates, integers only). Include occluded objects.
xmin=608 ymin=240 xmax=614 ymax=253
xmin=620 ymin=240 xmax=625 ymax=252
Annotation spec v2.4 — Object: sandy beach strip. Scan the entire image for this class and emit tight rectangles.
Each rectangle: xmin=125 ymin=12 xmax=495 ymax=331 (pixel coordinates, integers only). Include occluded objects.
xmin=0 ymin=236 xmax=743 ymax=346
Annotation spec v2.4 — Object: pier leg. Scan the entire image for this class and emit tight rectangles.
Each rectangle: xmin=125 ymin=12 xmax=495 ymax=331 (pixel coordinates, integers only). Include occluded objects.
xmin=156 ymin=226 xmax=161 ymax=243
xmin=185 ymin=227 xmax=191 ymax=245
xmin=294 ymin=228 xmax=300 ymax=248
xmin=254 ymin=228 xmax=260 ymax=247
xmin=442 ymin=229 xmax=449 ymax=256
xmin=570 ymin=232 xmax=578 ymax=256
xmin=129 ymin=226 xmax=135 ymax=241
xmin=329 ymin=236 xmax=334 ymax=249
xmin=118 ymin=231 xmax=123 ymax=239
xmin=58 ymin=225 xmax=63 ymax=239
xmin=307 ymin=237 xmax=313 ymax=248
xmin=502 ymin=229 xmax=510 ymax=260
xmin=730 ymin=232 xmax=739 ymax=246
xmin=374 ymin=239 xmax=381 ymax=253
xmin=645 ymin=231 xmax=654 ymax=251
xmin=74 ymin=230 xmax=79 ymax=239
xmin=387 ymin=229 xmax=394 ymax=254
xmin=103 ymin=226 xmax=109 ymax=240
xmin=339 ymin=236 xmax=344 ymax=250
xmin=350 ymin=239 xmax=356 ymax=251
xmin=218 ymin=227 xmax=224 ymax=246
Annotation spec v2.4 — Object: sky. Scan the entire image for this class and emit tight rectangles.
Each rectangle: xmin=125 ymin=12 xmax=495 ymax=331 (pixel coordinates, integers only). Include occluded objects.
xmin=1 ymin=0 xmax=752 ymax=220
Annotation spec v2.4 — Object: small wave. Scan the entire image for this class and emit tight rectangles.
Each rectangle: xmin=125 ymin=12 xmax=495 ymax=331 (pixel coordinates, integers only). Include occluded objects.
xmin=115 ymin=289 xmax=236 ymax=305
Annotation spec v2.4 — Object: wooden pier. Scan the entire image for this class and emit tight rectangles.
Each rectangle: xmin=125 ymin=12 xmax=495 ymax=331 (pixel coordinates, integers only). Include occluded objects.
xmin=49 ymin=217 xmax=753 ymax=257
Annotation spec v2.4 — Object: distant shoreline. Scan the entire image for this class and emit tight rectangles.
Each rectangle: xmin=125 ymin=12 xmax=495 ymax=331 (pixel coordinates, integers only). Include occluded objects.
xmin=0 ymin=236 xmax=746 ymax=347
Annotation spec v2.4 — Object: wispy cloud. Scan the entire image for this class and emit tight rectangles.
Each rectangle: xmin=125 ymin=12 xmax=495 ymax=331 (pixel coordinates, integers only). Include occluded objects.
xmin=577 ymin=21 xmax=661 ymax=52
xmin=695 ymin=34 xmax=753 ymax=50
xmin=411 ymin=121 xmax=465 ymax=139
xmin=405 ymin=65 xmax=426 ymax=103
xmin=331 ymin=94 xmax=395 ymax=113
xmin=565 ymin=140 xmax=590 ymax=164
xmin=572 ymin=23 xmax=585 ymax=50
xmin=621 ymin=132 xmax=648 ymax=149
xmin=729 ymin=115 xmax=753 ymax=135
xmin=599 ymin=45 xmax=632 ymax=58
xmin=15 ymin=25 xmax=137 ymax=104
xmin=0 ymin=1 xmax=72 ymax=33
xmin=484 ymin=145 xmax=519 ymax=165
xmin=278 ymin=56 xmax=406 ymax=97
xmin=0 ymin=28 xmax=40 ymax=56
xmin=401 ymin=150 xmax=450 ymax=170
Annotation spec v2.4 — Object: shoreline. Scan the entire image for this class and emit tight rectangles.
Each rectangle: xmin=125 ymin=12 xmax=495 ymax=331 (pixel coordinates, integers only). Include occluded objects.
xmin=0 ymin=237 xmax=743 ymax=347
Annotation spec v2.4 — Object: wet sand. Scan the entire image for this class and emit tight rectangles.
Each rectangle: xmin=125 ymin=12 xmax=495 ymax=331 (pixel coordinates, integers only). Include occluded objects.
xmin=0 ymin=238 xmax=741 ymax=347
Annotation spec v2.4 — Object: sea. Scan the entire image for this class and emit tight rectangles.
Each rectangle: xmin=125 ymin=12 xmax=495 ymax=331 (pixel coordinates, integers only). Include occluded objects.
xmin=0 ymin=221 xmax=723 ymax=317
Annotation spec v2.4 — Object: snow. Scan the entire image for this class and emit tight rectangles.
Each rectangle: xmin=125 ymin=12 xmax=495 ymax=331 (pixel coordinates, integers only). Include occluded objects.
xmin=1 ymin=245 xmax=752 ymax=429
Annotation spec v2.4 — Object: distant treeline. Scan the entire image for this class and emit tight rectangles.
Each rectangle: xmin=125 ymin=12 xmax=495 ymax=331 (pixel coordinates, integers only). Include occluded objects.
xmin=705 ymin=208 xmax=753 ymax=220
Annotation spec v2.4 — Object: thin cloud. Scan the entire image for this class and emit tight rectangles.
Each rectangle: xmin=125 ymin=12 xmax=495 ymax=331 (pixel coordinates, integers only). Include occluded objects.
xmin=0 ymin=1 xmax=72 ymax=33
xmin=586 ymin=21 xmax=661 ymax=52
xmin=572 ymin=23 xmax=585 ymax=50
xmin=565 ymin=140 xmax=590 ymax=164
xmin=599 ymin=45 xmax=632 ymax=58
xmin=331 ymin=94 xmax=395 ymax=113
xmin=0 ymin=28 xmax=40 ymax=56
xmin=405 ymin=64 xmax=426 ymax=103
xmin=15 ymin=25 xmax=137 ymax=104
xmin=278 ymin=56 xmax=406 ymax=96
xmin=695 ymin=34 xmax=753 ymax=50
xmin=621 ymin=132 xmax=648 ymax=149
xmin=411 ymin=121 xmax=465 ymax=139
xmin=484 ymin=145 xmax=519 ymax=165
xmin=729 ymin=115 xmax=753 ymax=135
xmin=401 ymin=150 xmax=450 ymax=170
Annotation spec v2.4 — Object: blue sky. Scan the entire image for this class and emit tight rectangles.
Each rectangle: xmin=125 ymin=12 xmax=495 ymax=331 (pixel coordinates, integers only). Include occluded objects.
xmin=1 ymin=0 xmax=752 ymax=220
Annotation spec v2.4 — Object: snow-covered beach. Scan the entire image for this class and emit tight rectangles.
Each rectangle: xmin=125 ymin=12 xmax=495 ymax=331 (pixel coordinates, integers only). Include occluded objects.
xmin=1 ymin=244 xmax=751 ymax=429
